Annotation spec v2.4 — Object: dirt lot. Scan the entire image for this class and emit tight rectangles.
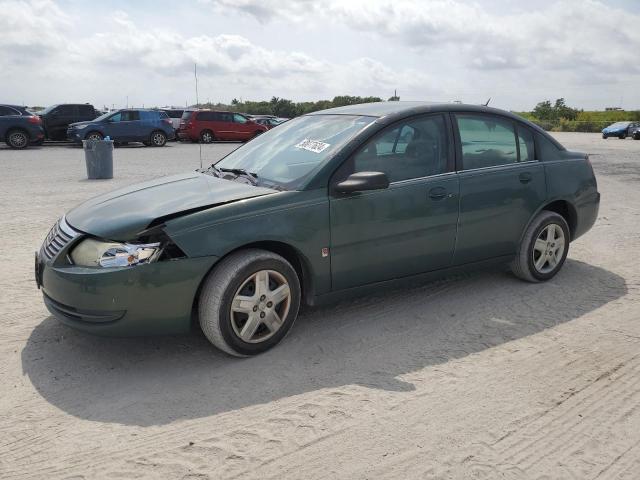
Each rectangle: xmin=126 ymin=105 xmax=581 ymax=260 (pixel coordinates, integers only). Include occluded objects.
xmin=1 ymin=134 xmax=639 ymax=479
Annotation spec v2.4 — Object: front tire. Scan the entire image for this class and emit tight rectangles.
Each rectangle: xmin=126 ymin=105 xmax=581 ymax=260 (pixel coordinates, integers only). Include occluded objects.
xmin=7 ymin=129 xmax=29 ymax=149
xmin=511 ymin=211 xmax=570 ymax=283
xmin=198 ymin=249 xmax=301 ymax=356
xmin=619 ymin=133 xmax=627 ymax=139
xmin=85 ymin=131 xmax=103 ymax=141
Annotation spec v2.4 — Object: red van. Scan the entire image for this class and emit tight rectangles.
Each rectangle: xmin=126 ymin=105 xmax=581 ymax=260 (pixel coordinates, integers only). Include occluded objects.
xmin=178 ymin=110 xmax=267 ymax=143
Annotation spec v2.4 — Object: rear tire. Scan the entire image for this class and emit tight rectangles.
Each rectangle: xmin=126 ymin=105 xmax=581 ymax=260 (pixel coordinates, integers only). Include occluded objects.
xmin=200 ymin=130 xmax=214 ymax=143
xmin=150 ymin=130 xmax=167 ymax=147
xmin=511 ymin=211 xmax=570 ymax=283
xmin=619 ymin=133 xmax=627 ymax=139
xmin=7 ymin=129 xmax=29 ymax=149
xmin=198 ymin=249 xmax=301 ymax=357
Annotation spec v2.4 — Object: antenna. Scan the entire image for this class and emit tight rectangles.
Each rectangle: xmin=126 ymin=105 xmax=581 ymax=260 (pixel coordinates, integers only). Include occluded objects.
xmin=484 ymin=97 xmax=491 ymax=106
xmin=195 ymin=63 xmax=203 ymax=169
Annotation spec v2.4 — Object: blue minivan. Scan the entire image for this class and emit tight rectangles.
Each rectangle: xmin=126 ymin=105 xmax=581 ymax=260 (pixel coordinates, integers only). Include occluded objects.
xmin=67 ymin=109 xmax=175 ymax=146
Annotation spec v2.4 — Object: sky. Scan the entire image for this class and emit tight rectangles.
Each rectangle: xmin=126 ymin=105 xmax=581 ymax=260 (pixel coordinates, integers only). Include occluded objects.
xmin=1 ymin=0 xmax=639 ymax=111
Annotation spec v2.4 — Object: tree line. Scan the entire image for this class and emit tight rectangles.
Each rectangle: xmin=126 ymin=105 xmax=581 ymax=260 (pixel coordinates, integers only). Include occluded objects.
xmin=192 ymin=95 xmax=394 ymax=118
xmin=517 ymin=98 xmax=640 ymax=132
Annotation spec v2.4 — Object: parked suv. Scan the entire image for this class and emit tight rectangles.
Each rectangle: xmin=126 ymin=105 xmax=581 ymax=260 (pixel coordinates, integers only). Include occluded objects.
xmin=178 ymin=110 xmax=267 ymax=143
xmin=38 ymin=103 xmax=98 ymax=140
xmin=67 ymin=109 xmax=175 ymax=146
xmin=0 ymin=104 xmax=45 ymax=149
xmin=159 ymin=108 xmax=184 ymax=131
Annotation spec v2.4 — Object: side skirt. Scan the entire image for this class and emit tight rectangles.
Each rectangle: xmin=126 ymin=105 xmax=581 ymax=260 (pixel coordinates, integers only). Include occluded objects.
xmin=307 ymin=255 xmax=514 ymax=307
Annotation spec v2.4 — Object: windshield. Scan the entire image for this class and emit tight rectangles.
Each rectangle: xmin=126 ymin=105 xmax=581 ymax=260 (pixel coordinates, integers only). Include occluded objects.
xmin=92 ymin=111 xmax=115 ymax=122
xmin=39 ymin=104 xmax=60 ymax=115
xmin=610 ymin=122 xmax=630 ymax=128
xmin=214 ymin=114 xmax=375 ymax=189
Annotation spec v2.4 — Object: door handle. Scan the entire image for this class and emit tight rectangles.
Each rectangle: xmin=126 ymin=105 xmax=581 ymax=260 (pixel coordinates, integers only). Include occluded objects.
xmin=428 ymin=187 xmax=447 ymax=200
xmin=519 ymin=172 xmax=533 ymax=184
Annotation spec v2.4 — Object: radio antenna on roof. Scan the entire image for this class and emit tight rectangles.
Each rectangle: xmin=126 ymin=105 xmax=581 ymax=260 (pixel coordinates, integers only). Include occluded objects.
xmin=483 ymin=97 xmax=491 ymax=106
xmin=194 ymin=63 xmax=203 ymax=169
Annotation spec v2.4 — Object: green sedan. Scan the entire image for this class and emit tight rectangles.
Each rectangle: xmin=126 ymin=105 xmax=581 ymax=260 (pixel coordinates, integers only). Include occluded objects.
xmin=36 ymin=102 xmax=600 ymax=356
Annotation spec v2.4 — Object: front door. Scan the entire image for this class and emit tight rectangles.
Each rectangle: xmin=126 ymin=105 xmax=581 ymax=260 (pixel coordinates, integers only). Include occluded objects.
xmin=452 ymin=113 xmax=546 ymax=265
xmin=329 ymin=114 xmax=460 ymax=291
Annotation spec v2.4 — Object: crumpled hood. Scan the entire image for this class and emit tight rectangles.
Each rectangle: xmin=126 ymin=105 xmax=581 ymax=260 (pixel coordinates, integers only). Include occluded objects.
xmin=66 ymin=172 xmax=277 ymax=240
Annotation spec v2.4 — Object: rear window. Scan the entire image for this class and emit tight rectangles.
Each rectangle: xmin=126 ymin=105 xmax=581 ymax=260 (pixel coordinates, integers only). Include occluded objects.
xmin=164 ymin=110 xmax=183 ymax=118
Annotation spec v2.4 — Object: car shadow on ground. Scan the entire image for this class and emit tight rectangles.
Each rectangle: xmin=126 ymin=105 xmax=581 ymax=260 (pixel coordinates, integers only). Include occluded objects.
xmin=22 ymin=259 xmax=626 ymax=427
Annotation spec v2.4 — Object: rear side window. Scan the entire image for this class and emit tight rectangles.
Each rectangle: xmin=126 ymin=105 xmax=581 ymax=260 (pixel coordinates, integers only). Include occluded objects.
xmin=78 ymin=105 xmax=94 ymax=116
xmin=140 ymin=111 xmax=160 ymax=121
xmin=456 ymin=115 xmax=517 ymax=169
xmin=122 ymin=110 xmax=140 ymax=121
xmin=517 ymin=126 xmax=535 ymax=162
xmin=0 ymin=106 xmax=19 ymax=116
xmin=56 ymin=105 xmax=75 ymax=115
xmin=535 ymin=133 xmax=561 ymax=161
xmin=197 ymin=111 xmax=217 ymax=121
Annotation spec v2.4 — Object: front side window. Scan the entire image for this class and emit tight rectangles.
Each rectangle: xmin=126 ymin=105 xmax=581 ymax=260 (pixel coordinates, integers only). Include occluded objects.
xmin=121 ymin=111 xmax=139 ymax=121
xmin=108 ymin=112 xmax=122 ymax=122
xmin=347 ymin=114 xmax=449 ymax=183
xmin=233 ymin=113 xmax=247 ymax=124
xmin=456 ymin=115 xmax=517 ymax=169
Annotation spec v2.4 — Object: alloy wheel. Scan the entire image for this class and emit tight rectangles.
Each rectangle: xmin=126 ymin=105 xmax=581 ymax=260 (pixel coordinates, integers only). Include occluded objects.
xmin=532 ymin=223 xmax=566 ymax=274
xmin=9 ymin=131 xmax=28 ymax=148
xmin=152 ymin=132 xmax=166 ymax=146
xmin=230 ymin=269 xmax=291 ymax=343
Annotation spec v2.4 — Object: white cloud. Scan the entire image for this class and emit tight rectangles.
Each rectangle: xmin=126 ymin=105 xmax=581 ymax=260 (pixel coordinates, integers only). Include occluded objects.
xmin=0 ymin=0 xmax=639 ymax=109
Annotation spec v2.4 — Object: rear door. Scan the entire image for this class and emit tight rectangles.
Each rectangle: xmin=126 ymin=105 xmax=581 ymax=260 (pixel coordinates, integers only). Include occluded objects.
xmin=0 ymin=105 xmax=20 ymax=137
xmin=105 ymin=110 xmax=139 ymax=141
xmin=452 ymin=113 xmax=546 ymax=265
xmin=330 ymin=114 xmax=460 ymax=290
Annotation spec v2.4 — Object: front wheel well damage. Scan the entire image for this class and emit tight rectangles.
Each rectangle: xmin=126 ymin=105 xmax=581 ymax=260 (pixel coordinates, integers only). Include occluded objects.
xmin=190 ymin=241 xmax=313 ymax=328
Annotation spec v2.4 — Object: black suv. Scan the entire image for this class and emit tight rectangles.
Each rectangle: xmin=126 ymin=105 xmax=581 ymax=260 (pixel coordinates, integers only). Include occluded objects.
xmin=0 ymin=104 xmax=45 ymax=149
xmin=38 ymin=103 xmax=98 ymax=140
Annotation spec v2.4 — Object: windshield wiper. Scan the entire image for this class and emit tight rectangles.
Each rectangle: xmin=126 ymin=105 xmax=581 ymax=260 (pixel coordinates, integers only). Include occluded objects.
xmin=219 ymin=167 xmax=258 ymax=178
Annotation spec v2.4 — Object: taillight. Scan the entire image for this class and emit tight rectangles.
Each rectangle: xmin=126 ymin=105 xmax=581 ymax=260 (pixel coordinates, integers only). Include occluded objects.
xmin=163 ymin=118 xmax=172 ymax=125
xmin=28 ymin=116 xmax=41 ymax=124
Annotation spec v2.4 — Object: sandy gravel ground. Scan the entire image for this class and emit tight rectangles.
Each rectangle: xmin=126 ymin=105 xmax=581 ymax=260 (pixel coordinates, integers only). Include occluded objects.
xmin=0 ymin=133 xmax=639 ymax=479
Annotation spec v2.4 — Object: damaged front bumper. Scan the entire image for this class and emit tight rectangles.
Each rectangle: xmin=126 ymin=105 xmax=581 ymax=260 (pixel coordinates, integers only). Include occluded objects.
xmin=36 ymin=247 xmax=218 ymax=336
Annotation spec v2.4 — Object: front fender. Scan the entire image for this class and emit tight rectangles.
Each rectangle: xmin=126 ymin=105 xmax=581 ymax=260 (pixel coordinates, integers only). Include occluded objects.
xmin=164 ymin=189 xmax=332 ymax=295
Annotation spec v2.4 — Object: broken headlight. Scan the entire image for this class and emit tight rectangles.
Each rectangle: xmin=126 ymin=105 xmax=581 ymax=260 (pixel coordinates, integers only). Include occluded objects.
xmin=70 ymin=238 xmax=161 ymax=268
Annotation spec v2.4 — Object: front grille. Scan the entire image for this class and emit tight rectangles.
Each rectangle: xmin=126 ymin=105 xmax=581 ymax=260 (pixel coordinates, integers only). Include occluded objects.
xmin=41 ymin=216 xmax=80 ymax=260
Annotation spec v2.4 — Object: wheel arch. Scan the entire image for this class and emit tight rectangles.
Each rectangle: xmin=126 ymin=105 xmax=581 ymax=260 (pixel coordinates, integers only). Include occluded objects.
xmin=190 ymin=240 xmax=315 ymax=326
xmin=521 ymin=199 xmax=578 ymax=244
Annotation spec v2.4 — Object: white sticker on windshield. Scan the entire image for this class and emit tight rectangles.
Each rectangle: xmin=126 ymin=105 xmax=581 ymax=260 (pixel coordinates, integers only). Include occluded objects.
xmin=295 ymin=138 xmax=330 ymax=153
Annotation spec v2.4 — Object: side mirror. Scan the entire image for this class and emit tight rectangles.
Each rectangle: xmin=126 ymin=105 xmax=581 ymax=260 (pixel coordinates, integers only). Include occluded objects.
xmin=334 ymin=171 xmax=389 ymax=194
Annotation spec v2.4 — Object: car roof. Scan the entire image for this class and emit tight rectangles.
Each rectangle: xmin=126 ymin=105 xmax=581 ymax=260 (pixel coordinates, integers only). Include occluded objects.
xmin=307 ymin=101 xmax=528 ymax=121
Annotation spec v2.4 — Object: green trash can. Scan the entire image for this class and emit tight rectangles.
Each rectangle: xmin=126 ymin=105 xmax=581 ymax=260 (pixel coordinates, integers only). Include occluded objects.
xmin=82 ymin=139 xmax=114 ymax=179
